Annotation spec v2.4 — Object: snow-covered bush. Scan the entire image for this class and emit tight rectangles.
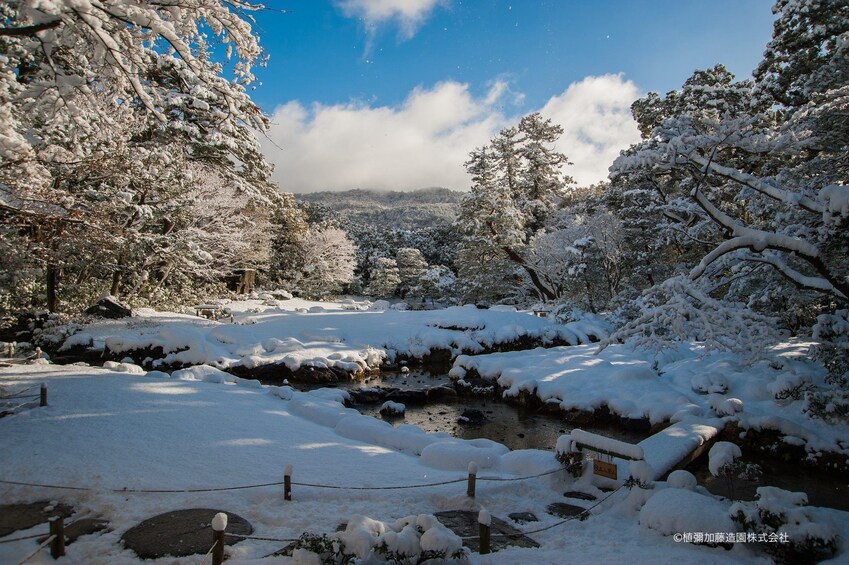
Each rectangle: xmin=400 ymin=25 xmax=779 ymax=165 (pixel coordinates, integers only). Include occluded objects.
xmin=730 ymin=487 xmax=838 ymax=563
xmin=554 ymin=434 xmax=584 ymax=478
xmin=282 ymin=514 xmax=468 ymax=564
xmin=806 ymin=310 xmax=849 ymax=424
xmin=640 ymin=488 xmax=737 ymax=541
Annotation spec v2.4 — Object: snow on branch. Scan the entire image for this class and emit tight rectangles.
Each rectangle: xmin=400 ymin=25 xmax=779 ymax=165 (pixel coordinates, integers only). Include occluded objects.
xmin=688 ymin=153 xmax=824 ymax=214
xmin=602 ymin=276 xmax=782 ymax=362
xmin=689 ymin=187 xmax=847 ymax=301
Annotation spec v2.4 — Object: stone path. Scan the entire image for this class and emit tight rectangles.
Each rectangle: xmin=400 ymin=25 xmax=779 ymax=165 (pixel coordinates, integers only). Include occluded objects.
xmin=120 ymin=508 xmax=252 ymax=559
xmin=434 ymin=510 xmax=539 ymax=553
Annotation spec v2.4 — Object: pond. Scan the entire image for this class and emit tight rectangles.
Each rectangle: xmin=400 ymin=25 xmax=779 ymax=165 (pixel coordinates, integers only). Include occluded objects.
xmin=308 ymin=369 xmax=651 ymax=451
xmin=301 ymin=369 xmax=849 ymax=511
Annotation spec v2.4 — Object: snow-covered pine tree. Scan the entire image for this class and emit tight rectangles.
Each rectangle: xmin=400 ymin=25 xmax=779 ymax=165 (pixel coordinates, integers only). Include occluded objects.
xmin=455 ymin=115 xmax=573 ymax=304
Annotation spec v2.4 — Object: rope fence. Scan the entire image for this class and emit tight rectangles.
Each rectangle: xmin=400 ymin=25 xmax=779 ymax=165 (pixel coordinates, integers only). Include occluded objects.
xmin=14 ymin=534 xmax=55 ymax=565
xmin=0 ymin=466 xmax=565 ymax=495
xmin=1 ymin=464 xmax=620 ymax=561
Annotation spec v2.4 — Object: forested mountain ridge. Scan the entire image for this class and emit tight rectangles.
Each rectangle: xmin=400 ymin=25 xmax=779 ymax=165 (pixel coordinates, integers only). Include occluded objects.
xmin=296 ymin=188 xmax=465 ymax=230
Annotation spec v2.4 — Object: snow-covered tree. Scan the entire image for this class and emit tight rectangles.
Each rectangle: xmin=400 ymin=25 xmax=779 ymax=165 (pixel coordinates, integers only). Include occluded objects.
xmin=754 ymin=0 xmax=849 ymax=108
xmin=365 ymin=257 xmax=401 ymax=298
xmin=297 ymin=228 xmax=357 ymax=299
xmin=416 ymin=265 xmax=458 ymax=302
xmin=608 ymin=2 xmax=849 ymax=352
xmin=395 ymin=248 xmax=428 ymax=298
xmin=455 ymin=115 xmax=574 ymax=303
xmin=0 ymin=0 xmax=282 ymax=313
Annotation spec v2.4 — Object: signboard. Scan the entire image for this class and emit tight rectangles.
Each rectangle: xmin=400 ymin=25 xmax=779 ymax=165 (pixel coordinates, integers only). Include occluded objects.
xmin=593 ymin=459 xmax=617 ymax=480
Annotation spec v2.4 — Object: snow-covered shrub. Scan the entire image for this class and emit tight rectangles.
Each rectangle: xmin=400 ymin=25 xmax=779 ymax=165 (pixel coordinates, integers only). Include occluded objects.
xmin=640 ymin=489 xmax=737 ymax=541
xmin=282 ymin=514 xmax=468 ymax=564
xmin=730 ymin=487 xmax=837 ymax=563
xmin=767 ymin=373 xmax=815 ymax=402
xmin=624 ymin=460 xmax=655 ymax=490
xmin=709 ymin=442 xmax=742 ymax=477
xmin=709 ymin=395 xmax=744 ymax=417
xmin=805 ymin=310 xmax=849 ymax=424
xmin=554 ymin=434 xmax=584 ymax=478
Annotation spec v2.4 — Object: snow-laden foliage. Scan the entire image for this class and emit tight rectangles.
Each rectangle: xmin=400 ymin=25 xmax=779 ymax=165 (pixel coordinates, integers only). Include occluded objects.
xmin=606 ymin=6 xmax=849 ymax=356
xmin=730 ymin=486 xmax=838 ymax=563
xmin=456 ymin=113 xmax=574 ymax=304
xmin=292 ymin=227 xmax=357 ymax=299
xmin=603 ymin=276 xmax=781 ymax=360
xmin=0 ymin=0 xmax=287 ymax=315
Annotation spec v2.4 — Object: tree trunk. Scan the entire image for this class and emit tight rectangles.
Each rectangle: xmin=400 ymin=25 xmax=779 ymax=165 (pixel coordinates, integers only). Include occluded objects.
xmin=46 ymin=264 xmax=59 ymax=313
xmin=111 ymin=255 xmax=126 ymax=297
xmin=499 ymin=245 xmax=557 ymax=301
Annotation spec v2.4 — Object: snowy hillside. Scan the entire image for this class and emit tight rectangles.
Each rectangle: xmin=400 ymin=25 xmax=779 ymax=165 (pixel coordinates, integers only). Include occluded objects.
xmin=297 ymin=188 xmax=464 ymax=230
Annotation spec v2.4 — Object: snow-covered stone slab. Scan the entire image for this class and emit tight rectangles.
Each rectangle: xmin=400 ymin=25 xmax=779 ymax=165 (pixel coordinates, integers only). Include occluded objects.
xmin=638 ymin=417 xmax=725 ymax=480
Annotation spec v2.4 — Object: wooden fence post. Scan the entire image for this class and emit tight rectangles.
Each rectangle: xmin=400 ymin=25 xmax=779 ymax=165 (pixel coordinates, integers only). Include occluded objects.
xmin=284 ymin=464 xmax=292 ymax=501
xmin=49 ymin=515 xmax=65 ymax=558
xmin=40 ymin=384 xmax=47 ymax=407
xmin=211 ymin=512 xmax=227 ymax=565
xmin=467 ymin=462 xmax=477 ymax=498
xmin=478 ymin=509 xmax=491 ymax=555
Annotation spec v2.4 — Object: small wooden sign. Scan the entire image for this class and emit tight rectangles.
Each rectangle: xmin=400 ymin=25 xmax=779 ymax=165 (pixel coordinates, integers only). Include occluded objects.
xmin=593 ymin=460 xmax=617 ymax=480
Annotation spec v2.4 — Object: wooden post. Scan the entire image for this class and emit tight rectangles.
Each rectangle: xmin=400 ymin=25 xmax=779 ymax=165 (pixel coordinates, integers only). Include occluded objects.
xmin=40 ymin=383 xmax=47 ymax=407
xmin=211 ymin=512 xmax=227 ymax=565
xmin=49 ymin=516 xmax=65 ymax=558
xmin=467 ymin=461 xmax=477 ymax=498
xmin=284 ymin=464 xmax=292 ymax=501
xmin=478 ymin=509 xmax=491 ymax=555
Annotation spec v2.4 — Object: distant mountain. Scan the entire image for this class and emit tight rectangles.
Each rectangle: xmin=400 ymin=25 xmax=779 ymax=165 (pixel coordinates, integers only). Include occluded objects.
xmin=296 ymin=188 xmax=465 ymax=230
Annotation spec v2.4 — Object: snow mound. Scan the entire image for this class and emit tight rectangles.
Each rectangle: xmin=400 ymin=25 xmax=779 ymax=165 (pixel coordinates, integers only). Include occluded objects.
xmin=419 ymin=438 xmax=509 ymax=471
xmin=640 ymin=488 xmax=737 ymax=537
xmin=691 ymin=373 xmax=728 ymax=394
xmin=102 ymin=361 xmax=145 ymax=374
xmin=171 ymin=364 xmax=235 ymax=384
xmin=666 ymin=470 xmax=698 ymax=490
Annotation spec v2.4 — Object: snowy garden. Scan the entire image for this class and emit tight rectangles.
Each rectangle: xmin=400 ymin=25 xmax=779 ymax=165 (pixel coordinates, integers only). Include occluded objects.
xmin=2 ymin=0 xmax=849 ymax=563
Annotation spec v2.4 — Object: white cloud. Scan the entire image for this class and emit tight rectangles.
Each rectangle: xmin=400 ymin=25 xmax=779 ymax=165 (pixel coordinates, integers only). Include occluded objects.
xmin=261 ymin=75 xmax=643 ymax=193
xmin=336 ymin=0 xmax=447 ymax=38
xmin=540 ymin=74 xmax=643 ymax=187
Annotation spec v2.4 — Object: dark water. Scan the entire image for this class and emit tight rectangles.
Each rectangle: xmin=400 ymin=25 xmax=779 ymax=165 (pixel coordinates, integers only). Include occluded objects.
xmin=687 ymin=459 xmax=849 ymax=512
xmin=340 ymin=370 xmax=649 ymax=451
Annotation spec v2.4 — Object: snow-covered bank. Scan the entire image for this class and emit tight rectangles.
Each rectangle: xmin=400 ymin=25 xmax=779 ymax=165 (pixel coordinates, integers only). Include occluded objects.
xmin=451 ymin=341 xmax=849 ymax=463
xmin=50 ymin=299 xmax=608 ymax=379
xmin=5 ymin=361 xmax=847 ymax=564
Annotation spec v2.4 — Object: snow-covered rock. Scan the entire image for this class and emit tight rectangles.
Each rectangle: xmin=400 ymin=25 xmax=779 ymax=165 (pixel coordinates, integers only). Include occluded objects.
xmin=379 ymin=400 xmax=405 ymax=417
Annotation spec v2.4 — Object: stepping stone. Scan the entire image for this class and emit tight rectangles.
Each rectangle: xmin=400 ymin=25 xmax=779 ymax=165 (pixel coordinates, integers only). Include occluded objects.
xmin=121 ymin=508 xmax=252 ymax=559
xmin=546 ymin=502 xmax=586 ymax=519
xmin=38 ymin=518 xmax=109 ymax=545
xmin=508 ymin=512 xmax=538 ymax=524
xmin=563 ymin=491 xmax=597 ymax=501
xmin=0 ymin=501 xmax=74 ymax=537
xmin=435 ymin=510 xmax=539 ymax=552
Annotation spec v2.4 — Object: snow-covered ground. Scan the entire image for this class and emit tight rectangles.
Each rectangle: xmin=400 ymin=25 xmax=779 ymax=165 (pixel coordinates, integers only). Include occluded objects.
xmin=51 ymin=298 xmax=608 ymax=376
xmin=2 ymin=299 xmax=848 ymax=563
xmin=4 ymin=361 xmax=847 ymax=564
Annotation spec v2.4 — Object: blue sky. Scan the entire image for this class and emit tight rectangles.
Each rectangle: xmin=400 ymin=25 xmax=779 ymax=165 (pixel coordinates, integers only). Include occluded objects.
xmin=251 ymin=1 xmax=776 ymax=193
